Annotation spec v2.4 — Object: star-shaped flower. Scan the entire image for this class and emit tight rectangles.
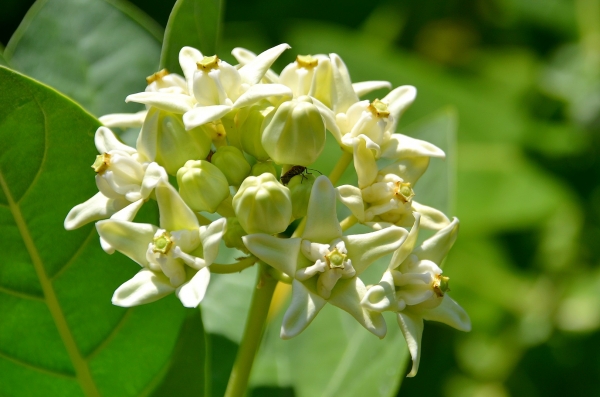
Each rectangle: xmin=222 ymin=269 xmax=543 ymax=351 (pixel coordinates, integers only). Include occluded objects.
xmin=243 ymin=175 xmax=408 ymax=339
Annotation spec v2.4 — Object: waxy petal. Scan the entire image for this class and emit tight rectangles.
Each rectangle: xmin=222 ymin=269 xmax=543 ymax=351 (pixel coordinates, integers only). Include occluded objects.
xmin=112 ymin=269 xmax=175 ymax=307
xmin=352 ymin=81 xmax=392 ymax=97
xmin=238 ymin=43 xmax=290 ymax=85
xmin=414 ymin=217 xmax=459 ymax=263
xmin=96 ymin=220 xmax=158 ymax=265
xmin=155 ymin=181 xmax=199 ymax=231
xmin=329 ymin=278 xmax=387 ymax=338
xmin=389 ymin=213 xmax=421 ymax=270
xmin=379 ymin=156 xmax=430 ymax=186
xmin=343 ymin=226 xmax=408 ymax=274
xmin=281 ymin=279 xmax=327 ymax=339
xmin=231 ymin=47 xmax=279 ymax=83
xmin=99 ymin=111 xmax=147 ymax=129
xmin=312 ymin=96 xmax=341 ymax=142
xmin=109 ymin=199 xmax=144 ymax=222
xmin=330 ymin=53 xmax=359 ymax=114
xmin=200 ymin=218 xmax=227 ymax=266
xmin=336 ymin=185 xmax=365 ymax=222
xmin=361 ymin=270 xmax=397 ymax=312
xmin=126 ymin=92 xmax=195 ymax=114
xmin=302 ymin=176 xmax=343 ymax=243
xmin=397 ymin=311 xmax=424 ymax=377
xmin=232 ymin=84 xmax=292 ymax=109
xmin=64 ymin=192 xmax=128 ymax=230
xmin=139 ymin=162 xmax=168 ymax=199
xmin=95 ymin=126 xmax=137 ymax=155
xmin=422 ymin=295 xmax=471 ymax=332
xmin=383 ymin=85 xmax=417 ymax=133
xmin=354 ymin=136 xmax=379 ymax=189
xmin=242 ymin=234 xmax=301 ymax=276
xmin=381 ymin=134 xmax=445 ymax=159
xmin=411 ymin=201 xmax=451 ymax=231
xmin=176 ymin=267 xmax=210 ymax=307
xmin=182 ymin=105 xmax=232 ymax=130
xmin=179 ymin=46 xmax=204 ymax=93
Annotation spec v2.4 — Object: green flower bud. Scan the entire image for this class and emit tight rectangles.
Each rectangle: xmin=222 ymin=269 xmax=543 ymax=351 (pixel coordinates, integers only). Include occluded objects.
xmin=232 ymin=173 xmax=292 ymax=234
xmin=211 ymin=146 xmax=251 ymax=186
xmin=223 ymin=217 xmax=248 ymax=252
xmin=261 ymin=96 xmax=326 ymax=166
xmin=139 ymin=108 xmax=212 ymax=175
xmin=251 ymin=161 xmax=277 ymax=177
xmin=177 ymin=160 xmax=230 ymax=213
xmin=236 ymin=101 xmax=274 ymax=161
xmin=288 ymin=173 xmax=316 ymax=219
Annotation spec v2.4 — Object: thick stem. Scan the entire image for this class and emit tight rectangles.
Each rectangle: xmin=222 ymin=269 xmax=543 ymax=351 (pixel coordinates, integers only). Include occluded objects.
xmin=328 ymin=151 xmax=353 ymax=185
xmin=224 ymin=263 xmax=278 ymax=397
xmin=340 ymin=214 xmax=358 ymax=231
xmin=210 ymin=256 xmax=256 ymax=274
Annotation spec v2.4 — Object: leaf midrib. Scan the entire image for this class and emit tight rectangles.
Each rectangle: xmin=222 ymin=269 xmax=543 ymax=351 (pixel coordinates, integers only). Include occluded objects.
xmin=0 ymin=171 xmax=102 ymax=397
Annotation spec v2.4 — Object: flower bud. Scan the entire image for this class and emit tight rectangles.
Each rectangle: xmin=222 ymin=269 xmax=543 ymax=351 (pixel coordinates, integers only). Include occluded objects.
xmin=232 ymin=173 xmax=292 ymax=234
xmin=261 ymin=96 xmax=326 ymax=166
xmin=211 ymin=146 xmax=251 ymax=186
xmin=223 ymin=217 xmax=248 ymax=252
xmin=236 ymin=101 xmax=274 ymax=161
xmin=251 ymin=161 xmax=278 ymax=177
xmin=139 ymin=108 xmax=212 ymax=175
xmin=288 ymin=173 xmax=316 ymax=219
xmin=177 ymin=160 xmax=230 ymax=213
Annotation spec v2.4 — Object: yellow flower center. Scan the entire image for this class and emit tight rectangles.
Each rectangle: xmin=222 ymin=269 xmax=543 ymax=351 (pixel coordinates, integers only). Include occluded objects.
xmin=296 ymin=54 xmax=319 ymax=69
xmin=152 ymin=232 xmax=174 ymax=255
xmin=326 ymin=248 xmax=347 ymax=269
xmin=146 ymin=68 xmax=170 ymax=85
xmin=367 ymin=99 xmax=390 ymax=118
xmin=197 ymin=55 xmax=220 ymax=71
xmin=433 ymin=275 xmax=450 ymax=297
xmin=91 ymin=153 xmax=111 ymax=174
xmin=394 ymin=181 xmax=415 ymax=203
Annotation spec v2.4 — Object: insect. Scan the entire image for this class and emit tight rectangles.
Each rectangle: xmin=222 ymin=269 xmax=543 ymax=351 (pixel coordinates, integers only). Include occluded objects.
xmin=280 ymin=166 xmax=321 ymax=185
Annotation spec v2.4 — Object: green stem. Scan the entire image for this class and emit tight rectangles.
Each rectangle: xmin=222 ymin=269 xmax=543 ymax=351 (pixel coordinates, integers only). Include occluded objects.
xmin=224 ymin=263 xmax=278 ymax=397
xmin=340 ymin=215 xmax=358 ymax=231
xmin=328 ymin=151 xmax=353 ymax=185
xmin=210 ymin=256 xmax=256 ymax=274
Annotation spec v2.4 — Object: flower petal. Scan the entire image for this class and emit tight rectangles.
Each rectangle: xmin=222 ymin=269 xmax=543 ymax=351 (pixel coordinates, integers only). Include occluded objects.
xmin=112 ymin=269 xmax=175 ymax=307
xmin=336 ymin=185 xmax=365 ymax=222
xmin=179 ymin=46 xmax=204 ymax=93
xmin=281 ymin=279 xmax=327 ymax=339
xmin=232 ymin=83 xmax=292 ymax=109
xmin=95 ymin=126 xmax=137 ymax=155
xmin=397 ymin=311 xmax=424 ymax=377
xmin=99 ymin=111 xmax=147 ymax=129
xmin=383 ymin=85 xmax=416 ymax=133
xmin=329 ymin=278 xmax=387 ymax=338
xmin=242 ymin=234 xmax=301 ymax=276
xmin=414 ymin=216 xmax=459 ymax=263
xmin=354 ymin=136 xmax=379 ymax=189
xmin=96 ymin=219 xmax=157 ymax=265
xmin=389 ymin=213 xmax=421 ymax=270
xmin=411 ymin=201 xmax=451 ymax=231
xmin=139 ymin=162 xmax=168 ymax=199
xmin=352 ymin=81 xmax=391 ymax=97
xmin=361 ymin=271 xmax=396 ymax=312
xmin=311 ymin=96 xmax=341 ymax=142
xmin=176 ymin=267 xmax=210 ymax=307
xmin=379 ymin=156 xmax=430 ymax=186
xmin=64 ymin=192 xmax=128 ymax=230
xmin=381 ymin=134 xmax=445 ymax=159
xmin=200 ymin=218 xmax=227 ymax=266
xmin=109 ymin=199 xmax=144 ymax=222
xmin=155 ymin=180 xmax=199 ymax=231
xmin=343 ymin=226 xmax=408 ymax=274
xmin=302 ymin=176 xmax=343 ymax=243
xmin=422 ymin=295 xmax=471 ymax=332
xmin=238 ymin=43 xmax=290 ymax=85
xmin=126 ymin=92 xmax=195 ymax=114
xmin=330 ymin=53 xmax=359 ymax=114
xmin=182 ymin=105 xmax=232 ymax=130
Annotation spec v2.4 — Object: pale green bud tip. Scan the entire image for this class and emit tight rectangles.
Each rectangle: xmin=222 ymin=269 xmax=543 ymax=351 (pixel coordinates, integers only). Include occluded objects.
xmin=92 ymin=153 xmax=111 ymax=174
xmin=433 ymin=275 xmax=450 ymax=297
xmin=146 ymin=68 xmax=169 ymax=85
xmin=251 ymin=162 xmax=277 ymax=177
xmin=197 ymin=55 xmax=219 ymax=71
xmin=223 ymin=217 xmax=248 ymax=251
xmin=326 ymin=248 xmax=347 ymax=269
xmin=211 ymin=146 xmax=251 ymax=186
xmin=368 ymin=99 xmax=390 ymax=118
xmin=177 ymin=160 xmax=230 ymax=213
xmin=153 ymin=232 xmax=173 ymax=255
xmin=394 ymin=181 xmax=415 ymax=203
xmin=296 ymin=54 xmax=319 ymax=69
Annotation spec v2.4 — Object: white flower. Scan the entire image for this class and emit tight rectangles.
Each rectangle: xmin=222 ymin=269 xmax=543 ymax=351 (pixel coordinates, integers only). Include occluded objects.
xmin=64 ymin=127 xmax=167 ymax=231
xmin=243 ymin=175 xmax=408 ymax=339
xmin=361 ymin=214 xmax=471 ymax=376
xmin=96 ymin=180 xmax=226 ymax=308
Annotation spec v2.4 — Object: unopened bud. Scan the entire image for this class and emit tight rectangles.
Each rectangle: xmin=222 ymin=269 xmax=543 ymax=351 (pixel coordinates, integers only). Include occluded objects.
xmin=177 ymin=160 xmax=230 ymax=213
xmin=251 ymin=161 xmax=278 ymax=177
xmin=232 ymin=173 xmax=292 ymax=234
xmin=288 ymin=173 xmax=316 ymax=219
xmin=211 ymin=146 xmax=251 ymax=186
xmin=223 ymin=217 xmax=248 ymax=252
xmin=236 ymin=101 xmax=274 ymax=161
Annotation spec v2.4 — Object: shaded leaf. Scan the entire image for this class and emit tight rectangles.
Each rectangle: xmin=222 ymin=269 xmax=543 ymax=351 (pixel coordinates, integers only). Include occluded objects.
xmin=0 ymin=66 xmax=186 ymax=397
xmin=160 ymin=0 xmax=223 ymax=74
xmin=4 ymin=0 xmax=163 ymax=116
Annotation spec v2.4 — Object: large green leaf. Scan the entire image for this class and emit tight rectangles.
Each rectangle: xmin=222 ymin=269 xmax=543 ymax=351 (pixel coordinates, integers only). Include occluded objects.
xmin=4 ymin=0 xmax=163 ymax=117
xmin=0 ymin=67 xmax=187 ymax=397
xmin=160 ymin=0 xmax=223 ymax=74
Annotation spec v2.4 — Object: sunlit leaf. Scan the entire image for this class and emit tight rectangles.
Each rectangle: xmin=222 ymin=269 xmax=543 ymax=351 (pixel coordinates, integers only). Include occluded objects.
xmin=4 ymin=0 xmax=163 ymax=116
xmin=0 ymin=66 xmax=186 ymax=397
xmin=160 ymin=0 xmax=224 ymax=74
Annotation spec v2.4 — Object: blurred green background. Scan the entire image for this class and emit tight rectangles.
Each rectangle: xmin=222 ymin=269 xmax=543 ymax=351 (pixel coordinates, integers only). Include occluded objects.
xmin=3 ymin=0 xmax=600 ymax=396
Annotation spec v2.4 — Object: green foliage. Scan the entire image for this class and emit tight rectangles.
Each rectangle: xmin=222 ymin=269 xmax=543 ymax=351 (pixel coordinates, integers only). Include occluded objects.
xmin=160 ymin=0 xmax=223 ymax=74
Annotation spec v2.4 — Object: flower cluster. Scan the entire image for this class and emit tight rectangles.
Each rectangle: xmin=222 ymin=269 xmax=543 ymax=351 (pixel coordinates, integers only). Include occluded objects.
xmin=65 ymin=43 xmax=470 ymax=376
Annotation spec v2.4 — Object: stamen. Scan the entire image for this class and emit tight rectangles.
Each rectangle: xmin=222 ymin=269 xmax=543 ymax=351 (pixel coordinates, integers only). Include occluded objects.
xmin=197 ymin=55 xmax=220 ymax=71
xmin=296 ymin=54 xmax=319 ymax=69
xmin=367 ymin=99 xmax=390 ymax=118
xmin=326 ymin=248 xmax=347 ymax=269
xmin=146 ymin=68 xmax=170 ymax=85
xmin=394 ymin=181 xmax=415 ymax=203
xmin=153 ymin=232 xmax=174 ymax=255
xmin=433 ymin=275 xmax=450 ymax=297
xmin=91 ymin=153 xmax=111 ymax=174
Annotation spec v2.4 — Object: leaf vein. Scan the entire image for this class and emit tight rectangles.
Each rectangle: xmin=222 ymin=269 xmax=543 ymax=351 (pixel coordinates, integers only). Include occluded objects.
xmin=0 ymin=284 xmax=45 ymax=302
xmin=50 ymin=228 xmax=96 ymax=281
xmin=85 ymin=308 xmax=133 ymax=362
xmin=0 ymin=349 xmax=76 ymax=380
